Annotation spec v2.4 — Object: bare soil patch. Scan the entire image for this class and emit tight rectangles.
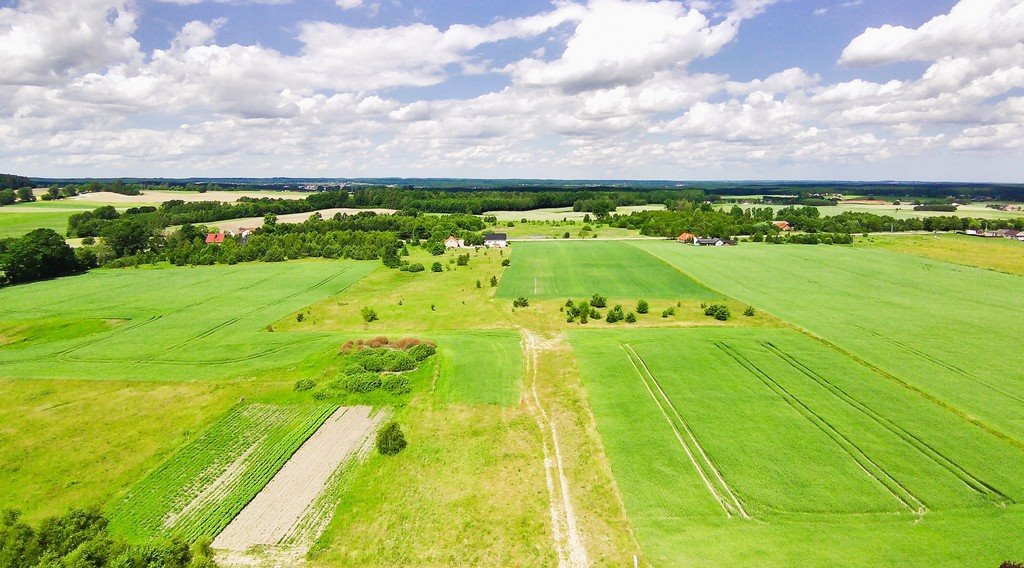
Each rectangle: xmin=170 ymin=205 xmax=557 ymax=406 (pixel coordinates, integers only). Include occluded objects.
xmin=213 ymin=406 xmax=384 ymax=555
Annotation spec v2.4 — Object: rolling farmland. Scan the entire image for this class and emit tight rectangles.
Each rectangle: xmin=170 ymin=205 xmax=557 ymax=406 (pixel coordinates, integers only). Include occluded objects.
xmin=433 ymin=331 xmax=522 ymax=405
xmin=497 ymin=240 xmax=719 ymax=300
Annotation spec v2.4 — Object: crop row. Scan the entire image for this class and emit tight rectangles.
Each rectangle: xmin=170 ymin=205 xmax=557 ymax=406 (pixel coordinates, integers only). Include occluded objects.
xmin=107 ymin=403 xmax=337 ymax=542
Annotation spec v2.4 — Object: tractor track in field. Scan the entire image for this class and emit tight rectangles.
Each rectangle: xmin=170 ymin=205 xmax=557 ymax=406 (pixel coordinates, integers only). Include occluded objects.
xmin=520 ymin=329 xmax=589 ymax=568
xmin=621 ymin=343 xmax=750 ymax=520
xmin=761 ymin=341 xmax=1011 ymax=505
xmin=715 ymin=342 xmax=927 ymax=516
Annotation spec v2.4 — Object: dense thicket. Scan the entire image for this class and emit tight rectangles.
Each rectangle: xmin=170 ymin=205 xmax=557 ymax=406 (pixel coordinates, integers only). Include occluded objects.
xmin=0 ymin=508 xmax=217 ymax=568
xmin=0 ymin=173 xmax=31 ymax=190
xmin=0 ymin=229 xmax=86 ymax=285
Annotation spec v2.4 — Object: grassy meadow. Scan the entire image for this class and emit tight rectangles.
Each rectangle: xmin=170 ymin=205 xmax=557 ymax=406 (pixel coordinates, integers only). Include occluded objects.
xmin=858 ymin=233 xmax=1024 ymax=276
xmin=0 ymin=210 xmax=80 ymax=237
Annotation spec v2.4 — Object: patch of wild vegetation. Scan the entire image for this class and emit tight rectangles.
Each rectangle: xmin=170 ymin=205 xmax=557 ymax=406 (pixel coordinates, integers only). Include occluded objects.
xmin=295 ymin=337 xmax=437 ymax=400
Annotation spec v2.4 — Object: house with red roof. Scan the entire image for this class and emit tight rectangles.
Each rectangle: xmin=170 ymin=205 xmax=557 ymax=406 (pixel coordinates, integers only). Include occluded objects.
xmin=205 ymin=232 xmax=225 ymax=245
xmin=678 ymin=232 xmax=696 ymax=243
xmin=773 ymin=220 xmax=793 ymax=231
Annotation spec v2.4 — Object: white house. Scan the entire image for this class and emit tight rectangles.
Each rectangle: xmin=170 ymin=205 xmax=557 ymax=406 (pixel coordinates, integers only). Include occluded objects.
xmin=444 ymin=235 xmax=465 ymax=249
xmin=483 ymin=232 xmax=508 ymax=248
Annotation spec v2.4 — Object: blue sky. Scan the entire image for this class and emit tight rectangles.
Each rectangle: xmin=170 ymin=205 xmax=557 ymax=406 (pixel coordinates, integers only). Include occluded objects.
xmin=0 ymin=0 xmax=1021 ymax=180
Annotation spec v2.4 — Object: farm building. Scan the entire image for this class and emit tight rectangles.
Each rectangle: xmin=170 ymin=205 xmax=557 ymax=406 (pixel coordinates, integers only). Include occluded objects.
xmin=484 ymin=233 xmax=508 ymax=248
xmin=677 ymin=232 xmax=696 ymax=243
xmin=444 ymin=235 xmax=465 ymax=249
xmin=694 ymin=237 xmax=737 ymax=247
xmin=773 ymin=220 xmax=793 ymax=231
xmin=205 ymin=232 xmax=225 ymax=245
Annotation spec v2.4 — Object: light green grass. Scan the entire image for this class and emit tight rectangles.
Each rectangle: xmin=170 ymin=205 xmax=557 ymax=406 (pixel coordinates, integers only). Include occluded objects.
xmin=0 ymin=379 xmax=244 ymax=522
xmin=107 ymin=402 xmax=336 ymax=542
xmin=0 ymin=211 xmax=77 ymax=237
xmin=497 ymin=240 xmax=719 ymax=300
xmin=0 ymin=260 xmax=377 ymax=381
xmin=571 ymin=326 xmax=1024 ymax=566
xmin=858 ymin=233 xmax=1024 ymax=276
xmin=433 ymin=331 xmax=521 ymax=405
xmin=635 ymin=241 xmax=1024 ymax=445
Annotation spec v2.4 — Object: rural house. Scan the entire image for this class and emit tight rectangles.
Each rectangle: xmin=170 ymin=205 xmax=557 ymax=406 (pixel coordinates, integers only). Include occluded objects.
xmin=484 ymin=233 xmax=508 ymax=248
xmin=444 ymin=235 xmax=465 ymax=249
xmin=773 ymin=220 xmax=793 ymax=231
xmin=677 ymin=232 xmax=696 ymax=243
xmin=694 ymin=237 xmax=737 ymax=247
xmin=204 ymin=232 xmax=225 ymax=245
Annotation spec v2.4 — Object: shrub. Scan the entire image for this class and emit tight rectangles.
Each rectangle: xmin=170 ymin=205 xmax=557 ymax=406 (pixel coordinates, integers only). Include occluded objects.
xmin=501 ymin=259 xmax=510 ymax=266
xmin=296 ymin=313 xmax=304 ymax=323
xmin=400 ymin=263 xmax=425 ymax=272
xmin=81 ymin=236 xmax=96 ymax=245
xmin=490 ymin=275 xmax=498 ymax=287
xmin=361 ymin=307 xmax=378 ymax=323
xmin=456 ymin=253 xmax=470 ymax=266
xmin=294 ymin=378 xmax=316 ymax=392
xmin=636 ymin=299 xmax=649 ymax=314
xmin=341 ymin=371 xmax=383 ymax=393
xmin=382 ymin=375 xmax=411 ymax=395
xmin=350 ymin=348 xmax=418 ymax=372
xmin=312 ymin=388 xmax=340 ymax=400
xmin=743 ymin=306 xmax=755 ymax=317
xmin=431 ymin=262 xmax=443 ymax=272
xmin=476 ymin=279 xmax=481 ymax=288
xmin=377 ymin=422 xmax=408 ymax=455
xmin=661 ymin=307 xmax=676 ymax=318
xmin=625 ymin=312 xmax=636 ymax=323
xmin=563 ymin=232 xmax=570 ymax=238
xmin=590 ymin=294 xmax=607 ymax=308
xmin=704 ymin=304 xmax=730 ymax=321
xmin=513 ymin=296 xmax=529 ymax=308
xmin=605 ymin=305 xmax=625 ymax=323
xmin=407 ymin=343 xmax=436 ymax=362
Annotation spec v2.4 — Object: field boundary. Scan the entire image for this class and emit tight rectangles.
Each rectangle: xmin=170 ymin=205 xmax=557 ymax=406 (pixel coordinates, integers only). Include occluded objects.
xmin=715 ymin=342 xmax=925 ymax=515
xmin=621 ymin=343 xmax=750 ymax=519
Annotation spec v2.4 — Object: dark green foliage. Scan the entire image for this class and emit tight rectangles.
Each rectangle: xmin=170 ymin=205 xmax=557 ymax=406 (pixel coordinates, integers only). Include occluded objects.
xmin=0 ymin=228 xmax=83 ymax=285
xmin=489 ymin=275 xmax=498 ymax=287
xmin=407 ymin=343 xmax=436 ymax=362
xmin=605 ymin=305 xmax=625 ymax=323
xmin=376 ymin=422 xmax=407 ymax=456
xmin=590 ymin=294 xmax=607 ymax=308
xmin=400 ymin=263 xmax=425 ymax=272
xmin=661 ymin=307 xmax=676 ymax=318
xmin=340 ymin=372 xmax=383 ymax=393
xmin=294 ymin=379 xmax=316 ymax=392
xmin=0 ymin=189 xmax=16 ymax=206
xmin=349 ymin=348 xmax=417 ymax=373
xmin=625 ymin=312 xmax=637 ymax=323
xmin=431 ymin=262 xmax=443 ymax=272
xmin=704 ymin=304 xmax=730 ymax=321
xmin=15 ymin=188 xmax=35 ymax=203
xmin=636 ymin=299 xmax=649 ymax=314
xmin=743 ymin=306 xmax=756 ymax=317
xmin=513 ymin=296 xmax=529 ymax=308
xmin=501 ymin=259 xmax=510 ymax=267
xmin=360 ymin=307 xmax=378 ymax=323
xmin=0 ymin=508 xmax=215 ymax=568
xmin=382 ymin=375 xmax=411 ymax=395
xmin=476 ymin=279 xmax=481 ymax=288
xmin=456 ymin=253 xmax=470 ymax=266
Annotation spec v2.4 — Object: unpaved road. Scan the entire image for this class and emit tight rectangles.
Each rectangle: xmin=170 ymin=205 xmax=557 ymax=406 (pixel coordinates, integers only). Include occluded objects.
xmin=213 ymin=406 xmax=384 ymax=553
xmin=521 ymin=329 xmax=589 ymax=568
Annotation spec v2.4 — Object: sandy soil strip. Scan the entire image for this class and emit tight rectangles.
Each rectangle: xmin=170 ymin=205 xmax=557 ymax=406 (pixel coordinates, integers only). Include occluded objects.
xmin=213 ymin=406 xmax=384 ymax=552
xmin=521 ymin=329 xmax=589 ymax=568
xmin=207 ymin=208 xmax=396 ymax=233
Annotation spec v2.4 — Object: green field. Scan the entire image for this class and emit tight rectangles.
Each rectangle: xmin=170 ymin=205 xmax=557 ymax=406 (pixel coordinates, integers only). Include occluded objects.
xmin=858 ymin=233 xmax=1024 ymax=276
xmin=433 ymin=331 xmax=521 ymax=405
xmin=636 ymin=241 xmax=1024 ymax=444
xmin=0 ymin=260 xmax=377 ymax=381
xmin=572 ymin=326 xmax=1024 ymax=566
xmin=497 ymin=240 xmax=719 ymax=300
xmin=108 ymin=403 xmax=337 ymax=541
xmin=717 ymin=201 xmax=1024 ymax=220
xmin=0 ymin=210 xmax=78 ymax=237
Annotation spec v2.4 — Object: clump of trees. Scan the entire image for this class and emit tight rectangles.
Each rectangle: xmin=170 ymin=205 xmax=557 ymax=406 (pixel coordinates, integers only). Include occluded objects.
xmin=704 ymin=304 xmax=730 ymax=321
xmin=306 ymin=337 xmax=436 ymax=400
xmin=0 ymin=229 xmax=87 ymax=286
xmin=0 ymin=508 xmax=218 ymax=568
xmin=513 ymin=296 xmax=530 ymax=308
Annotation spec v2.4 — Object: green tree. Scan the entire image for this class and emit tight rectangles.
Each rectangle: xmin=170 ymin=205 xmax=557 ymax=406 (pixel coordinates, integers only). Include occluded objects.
xmin=360 ymin=307 xmax=378 ymax=322
xmin=431 ymin=262 xmax=443 ymax=272
xmin=15 ymin=187 xmax=35 ymax=202
xmin=636 ymin=299 xmax=649 ymax=314
xmin=489 ymin=275 xmax=498 ymax=287
xmin=0 ymin=229 xmax=82 ymax=285
xmin=101 ymin=218 xmax=152 ymax=258
xmin=376 ymin=422 xmax=407 ymax=455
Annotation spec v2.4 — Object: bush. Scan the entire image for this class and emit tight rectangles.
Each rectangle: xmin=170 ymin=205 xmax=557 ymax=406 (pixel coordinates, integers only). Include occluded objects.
xmin=456 ymin=253 xmax=470 ymax=266
xmin=743 ymin=306 xmax=755 ymax=317
xmin=590 ymin=294 xmax=607 ymax=308
xmin=625 ymin=312 xmax=636 ymax=323
xmin=605 ymin=304 xmax=625 ymax=323
xmin=704 ymin=304 xmax=730 ymax=321
xmin=400 ymin=262 xmax=425 ymax=272
xmin=636 ymin=299 xmax=649 ymax=314
xmin=296 ymin=313 xmax=304 ymax=323
xmin=513 ymin=296 xmax=529 ymax=308
xmin=661 ymin=307 xmax=676 ymax=318
xmin=350 ymin=348 xmax=418 ymax=372
xmin=294 ymin=378 xmax=316 ymax=392
xmin=382 ymin=375 xmax=411 ymax=395
xmin=501 ymin=259 xmax=510 ymax=266
xmin=490 ymin=275 xmax=498 ymax=287
xmin=81 ymin=236 xmax=96 ymax=245
xmin=341 ymin=371 xmax=383 ymax=393
xmin=377 ymin=422 xmax=408 ymax=455
xmin=431 ymin=262 xmax=443 ymax=272
xmin=407 ymin=343 xmax=436 ymax=361
xmin=361 ymin=306 xmax=378 ymax=322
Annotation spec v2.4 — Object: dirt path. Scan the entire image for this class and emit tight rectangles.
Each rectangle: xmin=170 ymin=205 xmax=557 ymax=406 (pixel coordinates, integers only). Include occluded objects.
xmin=521 ymin=329 xmax=589 ymax=568
xmin=213 ymin=406 xmax=385 ymax=556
